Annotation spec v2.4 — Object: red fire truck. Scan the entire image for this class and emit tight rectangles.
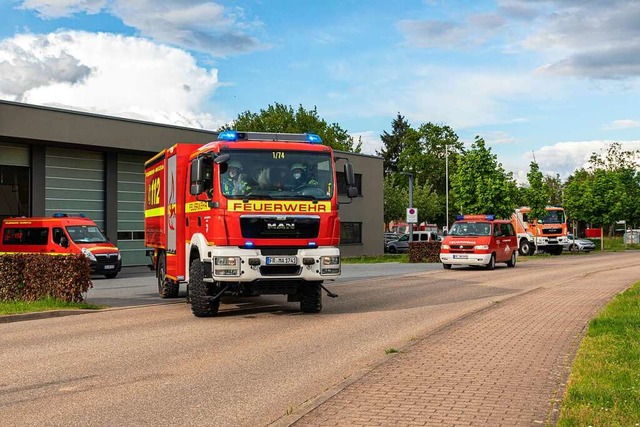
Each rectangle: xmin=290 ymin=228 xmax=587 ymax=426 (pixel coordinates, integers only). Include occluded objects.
xmin=144 ymin=131 xmax=357 ymax=317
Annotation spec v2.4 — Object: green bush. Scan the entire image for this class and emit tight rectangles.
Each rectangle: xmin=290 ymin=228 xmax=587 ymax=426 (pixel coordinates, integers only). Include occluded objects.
xmin=408 ymin=241 xmax=442 ymax=263
xmin=0 ymin=254 xmax=92 ymax=302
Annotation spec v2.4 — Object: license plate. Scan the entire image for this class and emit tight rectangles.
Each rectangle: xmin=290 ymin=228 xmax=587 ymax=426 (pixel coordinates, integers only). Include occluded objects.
xmin=104 ymin=264 xmax=115 ymax=269
xmin=453 ymin=254 xmax=468 ymax=259
xmin=266 ymin=256 xmax=297 ymax=265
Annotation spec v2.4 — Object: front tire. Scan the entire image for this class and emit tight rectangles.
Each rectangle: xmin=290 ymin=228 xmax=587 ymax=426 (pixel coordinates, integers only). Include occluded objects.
xmin=486 ymin=254 xmax=496 ymax=270
xmin=388 ymin=246 xmax=398 ymax=254
xmin=189 ymin=260 xmax=220 ymax=317
xmin=519 ymin=240 xmax=534 ymax=256
xmin=300 ymin=281 xmax=323 ymax=313
xmin=506 ymin=251 xmax=517 ymax=267
xmin=157 ymin=253 xmax=179 ymax=298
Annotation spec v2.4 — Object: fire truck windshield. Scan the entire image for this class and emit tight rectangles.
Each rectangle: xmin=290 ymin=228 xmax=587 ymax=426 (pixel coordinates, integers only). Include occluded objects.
xmin=219 ymin=150 xmax=334 ymax=200
xmin=539 ymin=210 xmax=565 ymax=224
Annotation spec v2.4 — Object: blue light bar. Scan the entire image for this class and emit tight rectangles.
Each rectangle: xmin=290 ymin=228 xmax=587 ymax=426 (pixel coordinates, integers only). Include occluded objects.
xmin=244 ymin=241 xmax=254 ymax=247
xmin=485 ymin=214 xmax=495 ymax=220
xmin=308 ymin=241 xmax=317 ymax=247
xmin=52 ymin=212 xmax=86 ymax=218
xmin=306 ymin=133 xmax=322 ymax=144
xmin=218 ymin=130 xmax=238 ymax=141
xmin=456 ymin=215 xmax=464 ymax=220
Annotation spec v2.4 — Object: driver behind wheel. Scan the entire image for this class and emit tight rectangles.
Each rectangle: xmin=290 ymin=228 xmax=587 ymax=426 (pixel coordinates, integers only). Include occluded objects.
xmin=290 ymin=163 xmax=318 ymax=189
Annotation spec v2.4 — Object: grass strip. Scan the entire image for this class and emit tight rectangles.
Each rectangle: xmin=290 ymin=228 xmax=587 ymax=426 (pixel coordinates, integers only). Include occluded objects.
xmin=0 ymin=297 xmax=103 ymax=315
xmin=557 ymin=281 xmax=640 ymax=426
xmin=342 ymin=254 xmax=409 ymax=264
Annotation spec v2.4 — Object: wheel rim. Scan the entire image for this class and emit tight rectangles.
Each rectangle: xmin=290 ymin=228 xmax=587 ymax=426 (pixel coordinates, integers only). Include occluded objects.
xmin=158 ymin=255 xmax=165 ymax=293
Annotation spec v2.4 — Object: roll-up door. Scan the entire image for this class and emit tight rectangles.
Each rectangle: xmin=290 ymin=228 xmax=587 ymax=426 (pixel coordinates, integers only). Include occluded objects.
xmin=117 ymin=154 xmax=148 ymax=266
xmin=0 ymin=143 xmax=30 ymax=218
xmin=45 ymin=148 xmax=105 ymax=228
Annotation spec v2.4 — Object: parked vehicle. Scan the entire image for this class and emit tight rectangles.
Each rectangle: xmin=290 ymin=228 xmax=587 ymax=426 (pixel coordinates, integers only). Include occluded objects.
xmin=386 ymin=231 xmax=438 ymax=254
xmin=440 ymin=214 xmax=517 ymax=270
xmin=0 ymin=213 xmax=122 ymax=278
xmin=563 ymin=234 xmax=596 ymax=253
xmin=511 ymin=206 xmax=568 ymax=256
xmin=383 ymin=232 xmax=399 ymax=252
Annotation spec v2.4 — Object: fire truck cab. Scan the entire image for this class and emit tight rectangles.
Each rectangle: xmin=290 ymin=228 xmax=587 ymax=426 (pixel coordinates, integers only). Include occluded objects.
xmin=440 ymin=214 xmax=518 ymax=270
xmin=0 ymin=214 xmax=122 ymax=278
xmin=144 ymin=131 xmax=357 ymax=317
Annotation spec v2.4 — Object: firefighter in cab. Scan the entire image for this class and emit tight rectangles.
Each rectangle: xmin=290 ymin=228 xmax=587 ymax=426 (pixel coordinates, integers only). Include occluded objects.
xmin=290 ymin=163 xmax=318 ymax=190
xmin=222 ymin=160 xmax=251 ymax=196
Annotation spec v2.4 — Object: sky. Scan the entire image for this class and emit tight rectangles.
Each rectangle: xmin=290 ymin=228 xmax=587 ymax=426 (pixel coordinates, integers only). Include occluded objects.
xmin=1 ymin=0 xmax=640 ymax=183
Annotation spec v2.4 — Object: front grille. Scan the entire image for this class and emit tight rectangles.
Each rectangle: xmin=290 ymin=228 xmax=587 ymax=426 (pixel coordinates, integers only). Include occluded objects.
xmin=259 ymin=266 xmax=302 ymax=276
xmin=542 ymin=228 xmax=562 ymax=235
xmin=241 ymin=216 xmax=320 ymax=239
xmin=450 ymin=245 xmax=475 ymax=253
xmin=261 ymin=248 xmax=299 ymax=256
xmin=95 ymin=253 xmax=118 ymax=264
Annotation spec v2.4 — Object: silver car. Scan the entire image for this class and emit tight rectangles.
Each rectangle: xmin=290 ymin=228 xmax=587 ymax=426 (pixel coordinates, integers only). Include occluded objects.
xmin=563 ymin=234 xmax=596 ymax=252
xmin=386 ymin=231 xmax=438 ymax=253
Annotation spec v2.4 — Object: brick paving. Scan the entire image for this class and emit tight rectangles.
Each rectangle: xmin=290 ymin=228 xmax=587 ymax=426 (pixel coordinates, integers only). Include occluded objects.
xmin=289 ymin=270 xmax=633 ymax=426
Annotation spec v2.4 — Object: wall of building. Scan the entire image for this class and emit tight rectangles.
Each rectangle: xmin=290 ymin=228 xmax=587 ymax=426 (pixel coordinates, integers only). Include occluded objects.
xmin=0 ymin=100 xmax=384 ymax=264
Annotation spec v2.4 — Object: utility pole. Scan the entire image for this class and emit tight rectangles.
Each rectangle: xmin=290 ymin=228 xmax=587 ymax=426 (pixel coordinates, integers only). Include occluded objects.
xmin=402 ymin=172 xmax=414 ymax=243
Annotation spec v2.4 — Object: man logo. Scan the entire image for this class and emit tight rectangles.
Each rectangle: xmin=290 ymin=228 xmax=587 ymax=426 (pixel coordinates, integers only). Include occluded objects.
xmin=267 ymin=222 xmax=295 ymax=230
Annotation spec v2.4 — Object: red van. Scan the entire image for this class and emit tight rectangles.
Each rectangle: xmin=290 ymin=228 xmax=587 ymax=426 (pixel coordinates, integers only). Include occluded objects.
xmin=0 ymin=214 xmax=122 ymax=278
xmin=439 ymin=214 xmax=517 ymax=270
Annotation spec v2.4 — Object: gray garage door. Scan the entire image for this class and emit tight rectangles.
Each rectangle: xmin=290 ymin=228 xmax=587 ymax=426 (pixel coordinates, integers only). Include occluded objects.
xmin=117 ymin=154 xmax=147 ymax=266
xmin=45 ymin=148 xmax=105 ymax=228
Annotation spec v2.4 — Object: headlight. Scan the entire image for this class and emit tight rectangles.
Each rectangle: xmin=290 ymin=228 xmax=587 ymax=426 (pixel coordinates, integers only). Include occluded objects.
xmin=441 ymin=244 xmax=450 ymax=249
xmin=213 ymin=257 xmax=240 ymax=277
xmin=81 ymin=247 xmax=97 ymax=262
xmin=320 ymin=256 xmax=340 ymax=275
xmin=475 ymin=245 xmax=489 ymax=250
xmin=117 ymin=251 xmax=121 ymax=261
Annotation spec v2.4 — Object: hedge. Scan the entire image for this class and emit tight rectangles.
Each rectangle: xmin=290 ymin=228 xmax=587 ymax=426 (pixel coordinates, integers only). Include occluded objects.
xmin=409 ymin=241 xmax=442 ymax=263
xmin=0 ymin=254 xmax=92 ymax=302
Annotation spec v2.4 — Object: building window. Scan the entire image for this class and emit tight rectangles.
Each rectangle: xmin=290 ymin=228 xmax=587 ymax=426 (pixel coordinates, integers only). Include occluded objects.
xmin=117 ymin=231 xmax=145 ymax=241
xmin=341 ymin=222 xmax=362 ymax=244
xmin=336 ymin=172 xmax=362 ymax=196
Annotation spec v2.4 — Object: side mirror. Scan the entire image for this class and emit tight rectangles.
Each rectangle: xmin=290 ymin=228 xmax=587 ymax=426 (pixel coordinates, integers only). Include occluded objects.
xmin=347 ymin=186 xmax=358 ymax=198
xmin=190 ymin=157 xmax=204 ymax=195
xmin=60 ymin=236 xmax=69 ymax=248
xmin=344 ymin=162 xmax=355 ymax=187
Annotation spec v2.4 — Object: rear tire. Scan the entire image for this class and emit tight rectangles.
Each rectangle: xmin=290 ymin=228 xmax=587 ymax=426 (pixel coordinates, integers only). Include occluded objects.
xmin=389 ymin=246 xmax=398 ymax=254
xmin=189 ymin=260 xmax=220 ymax=317
xmin=486 ymin=254 xmax=496 ymax=270
xmin=157 ymin=253 xmax=179 ymax=298
xmin=300 ymin=281 xmax=323 ymax=313
xmin=442 ymin=263 xmax=452 ymax=270
xmin=506 ymin=251 xmax=517 ymax=267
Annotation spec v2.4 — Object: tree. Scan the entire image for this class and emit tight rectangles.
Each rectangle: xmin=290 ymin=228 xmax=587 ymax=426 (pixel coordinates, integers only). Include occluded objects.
xmin=383 ymin=175 xmax=408 ymax=227
xmin=376 ymin=114 xmax=417 ymax=175
xmin=563 ymin=143 xmax=640 ymax=233
xmin=524 ymin=161 xmax=547 ymax=220
xmin=220 ymin=103 xmax=362 ymax=152
xmin=543 ymin=174 xmax=563 ymax=206
xmin=450 ymin=136 xmax=518 ymax=218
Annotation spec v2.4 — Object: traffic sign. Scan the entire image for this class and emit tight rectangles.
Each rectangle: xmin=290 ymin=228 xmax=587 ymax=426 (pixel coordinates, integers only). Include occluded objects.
xmin=406 ymin=207 xmax=418 ymax=223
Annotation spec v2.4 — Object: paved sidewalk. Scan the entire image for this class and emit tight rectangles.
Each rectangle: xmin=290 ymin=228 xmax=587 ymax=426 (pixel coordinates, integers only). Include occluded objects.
xmin=282 ymin=267 xmax=635 ymax=426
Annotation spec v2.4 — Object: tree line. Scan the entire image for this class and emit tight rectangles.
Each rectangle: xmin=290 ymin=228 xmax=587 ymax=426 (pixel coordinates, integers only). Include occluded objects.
xmin=221 ymin=103 xmax=640 ymax=235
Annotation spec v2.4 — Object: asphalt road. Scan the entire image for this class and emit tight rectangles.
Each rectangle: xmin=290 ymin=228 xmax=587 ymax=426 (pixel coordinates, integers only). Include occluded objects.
xmin=2 ymin=253 xmax=639 ymax=426
xmin=84 ymin=261 xmax=438 ymax=308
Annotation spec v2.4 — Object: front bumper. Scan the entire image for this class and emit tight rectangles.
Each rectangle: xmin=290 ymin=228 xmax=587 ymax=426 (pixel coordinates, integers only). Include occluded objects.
xmin=440 ymin=253 xmax=492 ymax=266
xmin=203 ymin=247 xmax=341 ymax=282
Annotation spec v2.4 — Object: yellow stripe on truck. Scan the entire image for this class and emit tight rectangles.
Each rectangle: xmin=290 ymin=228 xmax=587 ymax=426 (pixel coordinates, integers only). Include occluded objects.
xmin=227 ymin=201 xmax=331 ymax=213
xmin=145 ymin=206 xmax=165 ymax=218
xmin=185 ymin=201 xmax=210 ymax=213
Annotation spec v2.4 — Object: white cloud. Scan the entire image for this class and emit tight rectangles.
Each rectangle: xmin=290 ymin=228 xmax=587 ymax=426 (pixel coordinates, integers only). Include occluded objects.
xmin=503 ymin=140 xmax=640 ymax=183
xmin=351 ymin=131 xmax=382 ymax=156
xmin=0 ymin=31 xmax=224 ymax=129
xmin=17 ymin=0 xmax=264 ymax=56
xmin=603 ymin=119 xmax=640 ymax=130
xmin=481 ymin=130 xmax=520 ymax=146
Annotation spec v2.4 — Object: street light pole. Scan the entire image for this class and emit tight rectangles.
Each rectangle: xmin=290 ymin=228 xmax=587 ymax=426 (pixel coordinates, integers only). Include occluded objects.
xmin=402 ymin=172 xmax=414 ymax=243
xmin=445 ymin=143 xmax=449 ymax=233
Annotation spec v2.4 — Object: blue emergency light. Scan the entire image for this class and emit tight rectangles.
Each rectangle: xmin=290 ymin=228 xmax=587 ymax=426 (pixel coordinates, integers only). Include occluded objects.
xmin=218 ymin=130 xmax=239 ymax=141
